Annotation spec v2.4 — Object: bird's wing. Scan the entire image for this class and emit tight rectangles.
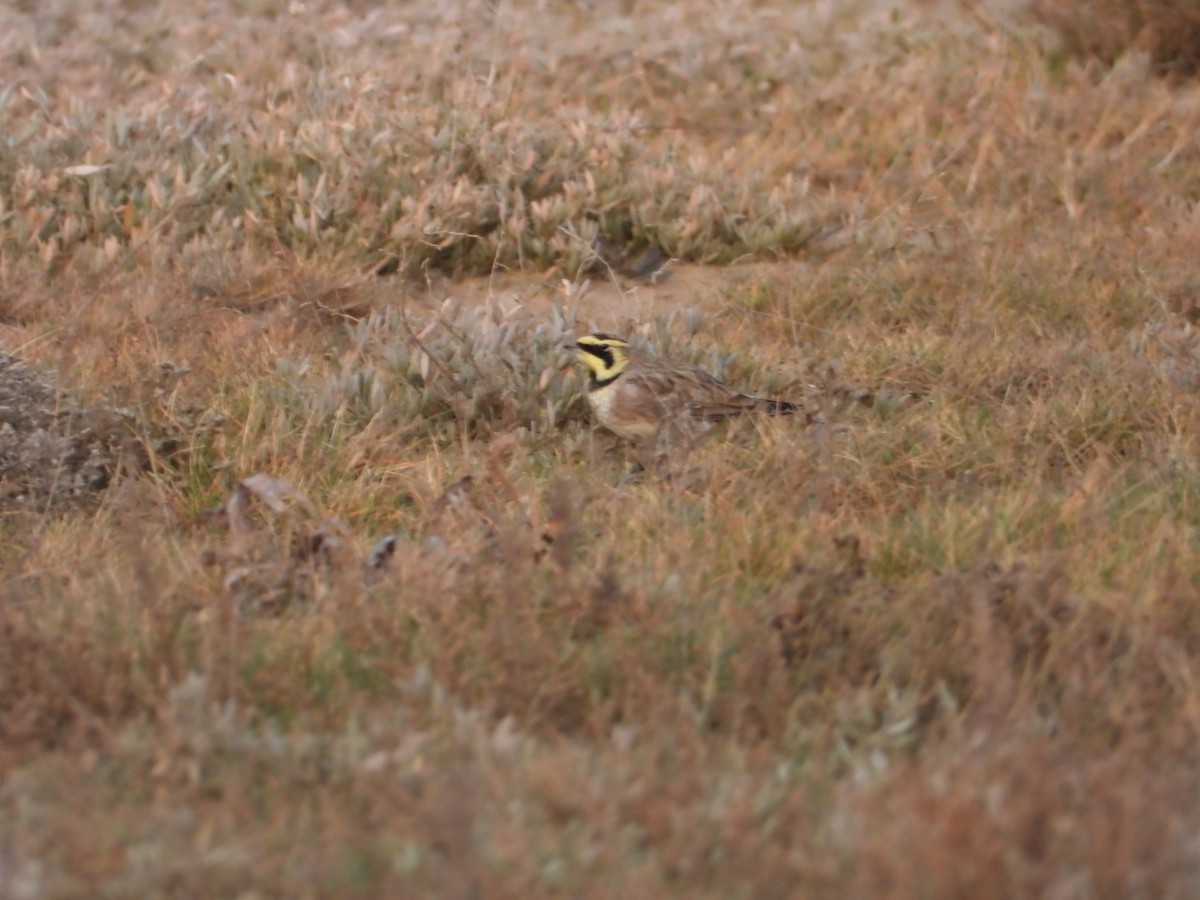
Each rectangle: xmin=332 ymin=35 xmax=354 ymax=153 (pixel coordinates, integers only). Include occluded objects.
xmin=622 ymin=361 xmax=805 ymax=425
xmin=689 ymin=394 xmax=805 ymax=421
xmin=686 ymin=395 xmax=768 ymax=420
xmin=614 ymin=367 xmax=685 ymax=420
xmin=666 ymin=366 xmax=801 ymax=420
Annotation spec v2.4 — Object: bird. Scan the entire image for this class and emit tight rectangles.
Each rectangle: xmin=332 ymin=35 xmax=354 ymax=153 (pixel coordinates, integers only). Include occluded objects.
xmin=566 ymin=332 xmax=805 ymax=446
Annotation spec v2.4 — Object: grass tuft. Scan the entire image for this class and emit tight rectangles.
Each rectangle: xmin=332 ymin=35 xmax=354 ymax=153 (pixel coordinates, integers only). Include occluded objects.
xmin=5 ymin=0 xmax=1200 ymax=895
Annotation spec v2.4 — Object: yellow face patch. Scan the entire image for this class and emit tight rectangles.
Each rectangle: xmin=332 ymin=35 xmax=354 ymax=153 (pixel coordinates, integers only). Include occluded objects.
xmin=571 ymin=334 xmax=631 ymax=383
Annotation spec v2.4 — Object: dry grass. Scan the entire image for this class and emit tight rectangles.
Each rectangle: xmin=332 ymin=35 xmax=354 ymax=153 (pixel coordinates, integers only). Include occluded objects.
xmin=4 ymin=0 xmax=1200 ymax=896
xmin=1035 ymin=0 xmax=1200 ymax=76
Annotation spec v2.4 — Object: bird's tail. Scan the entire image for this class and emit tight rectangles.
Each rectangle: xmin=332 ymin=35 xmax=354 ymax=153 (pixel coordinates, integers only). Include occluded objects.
xmin=757 ymin=398 xmax=802 ymax=416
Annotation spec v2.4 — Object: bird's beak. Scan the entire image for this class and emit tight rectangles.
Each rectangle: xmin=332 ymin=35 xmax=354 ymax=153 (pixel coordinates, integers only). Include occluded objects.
xmin=563 ymin=342 xmax=580 ymax=351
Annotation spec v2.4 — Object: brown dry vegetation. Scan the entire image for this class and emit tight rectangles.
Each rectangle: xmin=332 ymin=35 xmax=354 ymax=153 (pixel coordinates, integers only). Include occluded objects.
xmin=1035 ymin=0 xmax=1200 ymax=77
xmin=4 ymin=0 xmax=1200 ymax=896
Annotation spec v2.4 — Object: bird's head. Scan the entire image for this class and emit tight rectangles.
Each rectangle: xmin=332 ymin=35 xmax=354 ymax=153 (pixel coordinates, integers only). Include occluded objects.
xmin=566 ymin=333 xmax=632 ymax=385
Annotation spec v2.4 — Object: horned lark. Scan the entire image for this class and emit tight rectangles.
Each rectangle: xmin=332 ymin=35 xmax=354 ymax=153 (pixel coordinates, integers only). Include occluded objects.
xmin=567 ymin=333 xmax=804 ymax=444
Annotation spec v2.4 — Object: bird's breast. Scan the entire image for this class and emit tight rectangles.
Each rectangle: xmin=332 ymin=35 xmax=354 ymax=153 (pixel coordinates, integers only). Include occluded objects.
xmin=587 ymin=379 xmax=659 ymax=440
